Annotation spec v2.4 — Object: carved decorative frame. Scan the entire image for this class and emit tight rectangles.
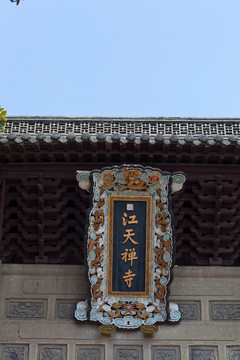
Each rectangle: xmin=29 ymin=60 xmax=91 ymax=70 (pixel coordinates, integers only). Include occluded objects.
xmin=75 ymin=165 xmax=186 ymax=329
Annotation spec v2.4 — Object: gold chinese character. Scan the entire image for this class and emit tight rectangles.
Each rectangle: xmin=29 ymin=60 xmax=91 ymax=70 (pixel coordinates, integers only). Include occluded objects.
xmin=121 ymin=248 xmax=138 ymax=266
xmin=122 ymin=229 xmax=139 ymax=245
xmin=122 ymin=213 xmax=138 ymax=227
xmin=123 ymin=269 xmax=136 ymax=288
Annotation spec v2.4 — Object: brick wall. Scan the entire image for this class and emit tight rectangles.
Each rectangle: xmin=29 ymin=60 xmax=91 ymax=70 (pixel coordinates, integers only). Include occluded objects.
xmin=0 ymin=263 xmax=240 ymax=360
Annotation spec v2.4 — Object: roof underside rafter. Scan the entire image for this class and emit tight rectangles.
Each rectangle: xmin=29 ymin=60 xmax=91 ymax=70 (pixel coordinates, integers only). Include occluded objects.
xmin=1 ymin=117 xmax=240 ymax=266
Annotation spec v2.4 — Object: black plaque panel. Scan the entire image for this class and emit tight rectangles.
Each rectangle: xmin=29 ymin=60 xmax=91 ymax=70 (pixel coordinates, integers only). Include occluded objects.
xmin=107 ymin=195 xmax=152 ymax=297
xmin=112 ymin=200 xmax=146 ymax=292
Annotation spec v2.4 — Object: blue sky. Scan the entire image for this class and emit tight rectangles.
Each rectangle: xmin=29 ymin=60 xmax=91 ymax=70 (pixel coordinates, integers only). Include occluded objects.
xmin=1 ymin=0 xmax=240 ymax=117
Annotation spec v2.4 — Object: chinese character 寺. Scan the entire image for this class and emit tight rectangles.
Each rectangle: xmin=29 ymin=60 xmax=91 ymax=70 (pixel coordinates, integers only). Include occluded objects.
xmin=122 ymin=213 xmax=138 ymax=227
xmin=122 ymin=229 xmax=139 ymax=245
xmin=123 ymin=269 xmax=136 ymax=288
xmin=121 ymin=248 xmax=138 ymax=266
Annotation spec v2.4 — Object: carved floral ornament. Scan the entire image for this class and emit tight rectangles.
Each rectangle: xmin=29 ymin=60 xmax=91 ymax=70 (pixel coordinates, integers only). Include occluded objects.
xmin=75 ymin=165 xmax=186 ymax=332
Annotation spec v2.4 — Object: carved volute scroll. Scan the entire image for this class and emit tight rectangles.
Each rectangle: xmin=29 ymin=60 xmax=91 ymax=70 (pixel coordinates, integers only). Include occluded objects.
xmin=75 ymin=165 xmax=186 ymax=330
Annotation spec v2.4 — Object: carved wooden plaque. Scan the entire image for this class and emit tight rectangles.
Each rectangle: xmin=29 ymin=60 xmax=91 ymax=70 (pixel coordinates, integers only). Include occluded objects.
xmin=75 ymin=165 xmax=186 ymax=330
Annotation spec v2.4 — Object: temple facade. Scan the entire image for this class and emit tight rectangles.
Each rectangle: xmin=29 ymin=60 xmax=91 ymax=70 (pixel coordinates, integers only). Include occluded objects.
xmin=1 ymin=117 xmax=240 ymax=360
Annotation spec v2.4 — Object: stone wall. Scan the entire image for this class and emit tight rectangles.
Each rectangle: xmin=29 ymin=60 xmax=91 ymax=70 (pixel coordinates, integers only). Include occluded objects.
xmin=0 ymin=263 xmax=240 ymax=360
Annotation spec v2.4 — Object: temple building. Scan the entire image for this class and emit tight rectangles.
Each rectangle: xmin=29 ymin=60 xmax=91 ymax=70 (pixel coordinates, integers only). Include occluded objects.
xmin=1 ymin=116 xmax=240 ymax=360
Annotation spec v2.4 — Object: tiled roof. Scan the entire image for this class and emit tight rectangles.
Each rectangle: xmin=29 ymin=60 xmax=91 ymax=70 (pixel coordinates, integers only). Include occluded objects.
xmin=1 ymin=116 xmax=240 ymax=145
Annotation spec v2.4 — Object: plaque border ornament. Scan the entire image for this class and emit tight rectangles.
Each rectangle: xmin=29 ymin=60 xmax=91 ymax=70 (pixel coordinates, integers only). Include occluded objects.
xmin=75 ymin=165 xmax=186 ymax=330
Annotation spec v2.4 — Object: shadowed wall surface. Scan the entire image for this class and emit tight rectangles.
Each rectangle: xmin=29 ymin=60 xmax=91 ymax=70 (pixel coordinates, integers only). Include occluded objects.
xmin=0 ymin=264 xmax=240 ymax=360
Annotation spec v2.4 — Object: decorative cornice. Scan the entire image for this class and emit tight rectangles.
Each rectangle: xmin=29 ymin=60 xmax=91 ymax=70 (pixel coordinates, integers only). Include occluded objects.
xmin=1 ymin=116 xmax=240 ymax=146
